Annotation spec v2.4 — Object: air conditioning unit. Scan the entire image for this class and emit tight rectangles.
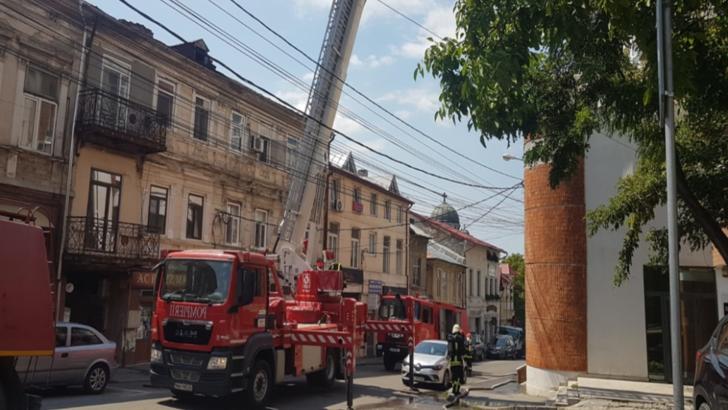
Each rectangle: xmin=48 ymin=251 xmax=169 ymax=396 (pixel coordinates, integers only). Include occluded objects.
xmin=253 ymin=136 xmax=265 ymax=152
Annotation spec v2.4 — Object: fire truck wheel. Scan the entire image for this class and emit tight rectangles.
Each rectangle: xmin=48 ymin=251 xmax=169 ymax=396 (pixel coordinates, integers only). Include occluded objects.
xmin=84 ymin=363 xmax=110 ymax=394
xmin=306 ymin=351 xmax=336 ymax=388
xmin=383 ymin=353 xmax=396 ymax=371
xmin=245 ymin=359 xmax=272 ymax=408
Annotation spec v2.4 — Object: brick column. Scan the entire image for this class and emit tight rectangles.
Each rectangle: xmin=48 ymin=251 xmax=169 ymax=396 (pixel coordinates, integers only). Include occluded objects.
xmin=524 ymin=160 xmax=587 ymax=393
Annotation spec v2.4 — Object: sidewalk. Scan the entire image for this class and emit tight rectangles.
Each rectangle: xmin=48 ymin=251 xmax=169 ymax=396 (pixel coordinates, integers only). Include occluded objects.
xmin=563 ymin=377 xmax=693 ymax=409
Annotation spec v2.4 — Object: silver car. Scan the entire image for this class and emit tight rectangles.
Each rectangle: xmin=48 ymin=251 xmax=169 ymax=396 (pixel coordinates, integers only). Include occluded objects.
xmin=401 ymin=340 xmax=466 ymax=390
xmin=16 ymin=322 xmax=117 ymax=393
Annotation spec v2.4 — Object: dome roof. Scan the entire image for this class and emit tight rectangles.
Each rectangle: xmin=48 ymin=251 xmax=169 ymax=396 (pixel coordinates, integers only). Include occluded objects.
xmin=431 ymin=194 xmax=460 ymax=229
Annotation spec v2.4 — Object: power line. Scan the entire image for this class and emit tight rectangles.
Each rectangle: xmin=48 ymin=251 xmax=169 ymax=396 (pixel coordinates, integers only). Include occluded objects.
xmin=375 ymin=0 xmax=443 ymax=40
xmin=226 ymin=0 xmax=522 ymax=182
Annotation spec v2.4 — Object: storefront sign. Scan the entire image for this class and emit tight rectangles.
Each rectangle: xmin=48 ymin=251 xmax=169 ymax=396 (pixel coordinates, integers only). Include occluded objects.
xmin=132 ymin=271 xmax=156 ymax=289
xmin=368 ymin=280 xmax=383 ymax=294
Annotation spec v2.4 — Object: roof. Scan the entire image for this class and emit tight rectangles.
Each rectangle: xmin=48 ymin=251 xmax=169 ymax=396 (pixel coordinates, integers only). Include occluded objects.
xmin=500 ymin=264 xmax=515 ymax=276
xmin=427 ymin=242 xmax=466 ymax=267
xmin=431 ymin=199 xmax=460 ymax=229
xmin=329 ymin=152 xmax=412 ymax=204
xmin=410 ymin=223 xmax=432 ymax=239
xmin=412 ymin=212 xmax=505 ymax=253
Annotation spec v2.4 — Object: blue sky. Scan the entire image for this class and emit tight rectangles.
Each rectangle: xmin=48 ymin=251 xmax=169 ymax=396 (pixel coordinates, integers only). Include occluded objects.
xmin=94 ymin=0 xmax=525 ymax=254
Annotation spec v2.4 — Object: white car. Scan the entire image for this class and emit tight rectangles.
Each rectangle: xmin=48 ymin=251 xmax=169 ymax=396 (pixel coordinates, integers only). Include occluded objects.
xmin=16 ymin=322 xmax=117 ymax=393
xmin=401 ymin=340 xmax=466 ymax=390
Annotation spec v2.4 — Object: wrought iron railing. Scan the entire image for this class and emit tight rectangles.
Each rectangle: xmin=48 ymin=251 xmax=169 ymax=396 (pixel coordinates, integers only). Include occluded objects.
xmin=65 ymin=216 xmax=160 ymax=261
xmin=76 ymin=88 xmax=167 ymax=153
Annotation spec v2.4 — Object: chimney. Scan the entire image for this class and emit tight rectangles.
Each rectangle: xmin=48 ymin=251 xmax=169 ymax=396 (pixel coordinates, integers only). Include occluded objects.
xmin=171 ymin=39 xmax=216 ymax=71
xmin=357 ymin=169 xmax=368 ymax=177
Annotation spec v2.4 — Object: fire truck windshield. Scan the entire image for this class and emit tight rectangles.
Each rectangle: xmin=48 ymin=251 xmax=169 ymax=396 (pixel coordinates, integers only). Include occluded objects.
xmin=378 ymin=298 xmax=407 ymax=320
xmin=161 ymin=259 xmax=232 ymax=304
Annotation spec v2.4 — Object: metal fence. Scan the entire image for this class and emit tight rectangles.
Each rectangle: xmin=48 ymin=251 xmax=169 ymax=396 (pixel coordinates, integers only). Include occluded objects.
xmin=65 ymin=216 xmax=160 ymax=261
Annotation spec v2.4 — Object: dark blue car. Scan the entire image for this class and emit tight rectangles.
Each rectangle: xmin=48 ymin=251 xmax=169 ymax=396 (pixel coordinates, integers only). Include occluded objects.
xmin=694 ymin=315 xmax=728 ymax=410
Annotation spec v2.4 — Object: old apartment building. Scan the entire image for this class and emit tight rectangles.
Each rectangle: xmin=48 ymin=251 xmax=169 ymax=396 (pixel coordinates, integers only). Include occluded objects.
xmin=4 ymin=1 xmax=302 ymax=365
xmin=327 ymin=152 xmax=412 ymax=312
xmin=0 ymin=0 xmax=80 ymax=302
xmin=413 ymin=199 xmax=505 ymax=343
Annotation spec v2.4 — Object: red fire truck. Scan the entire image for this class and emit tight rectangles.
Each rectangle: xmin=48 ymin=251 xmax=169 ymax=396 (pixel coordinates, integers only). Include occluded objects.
xmin=149 ymin=250 xmax=366 ymax=407
xmin=0 ymin=218 xmax=55 ymax=410
xmin=367 ymin=294 xmax=470 ymax=370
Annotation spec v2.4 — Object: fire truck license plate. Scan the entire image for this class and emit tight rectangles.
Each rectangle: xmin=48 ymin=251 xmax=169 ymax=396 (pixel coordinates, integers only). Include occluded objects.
xmin=173 ymin=382 xmax=193 ymax=392
xmin=389 ymin=347 xmax=401 ymax=353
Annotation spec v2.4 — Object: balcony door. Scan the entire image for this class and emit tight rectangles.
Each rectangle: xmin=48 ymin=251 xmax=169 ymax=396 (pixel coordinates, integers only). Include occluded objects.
xmin=101 ymin=59 xmax=130 ymax=130
xmin=86 ymin=170 xmax=122 ymax=253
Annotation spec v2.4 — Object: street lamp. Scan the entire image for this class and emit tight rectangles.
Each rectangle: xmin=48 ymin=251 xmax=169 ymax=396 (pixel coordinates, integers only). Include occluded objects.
xmin=502 ymin=153 xmax=523 ymax=162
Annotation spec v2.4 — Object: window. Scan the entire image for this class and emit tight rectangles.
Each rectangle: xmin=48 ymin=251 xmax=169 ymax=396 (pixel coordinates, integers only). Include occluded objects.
xmin=21 ymin=66 xmax=58 ymax=154
xmin=287 ymin=137 xmax=299 ymax=169
xmin=368 ymin=232 xmax=377 ymax=255
xmin=186 ymin=194 xmax=204 ymax=240
xmin=383 ymin=236 xmax=391 ymax=273
xmin=384 ymin=200 xmax=391 ymax=221
xmin=55 ymin=326 xmax=68 ymax=347
xmin=225 ymin=202 xmax=241 ymax=245
xmin=370 ymin=193 xmax=378 ymax=216
xmin=156 ymin=80 xmax=174 ymax=127
xmin=469 ymin=269 xmax=474 ymax=296
xmin=397 ymin=206 xmax=403 ymax=224
xmin=254 ymin=209 xmax=268 ymax=249
xmin=330 ymin=179 xmax=341 ymax=210
xmin=86 ymin=170 xmax=121 ymax=252
xmin=230 ymin=111 xmax=245 ymax=152
xmin=147 ymin=186 xmax=168 ymax=234
xmin=421 ymin=306 xmax=432 ymax=324
xmin=395 ymin=239 xmax=403 ymax=275
xmin=718 ymin=323 xmax=728 ymax=355
xmin=255 ymin=124 xmax=272 ymax=162
xmin=327 ymin=223 xmax=339 ymax=262
xmin=71 ymin=327 xmax=102 ymax=346
xmin=351 ymin=228 xmax=360 ymax=268
xmin=412 ymin=257 xmax=422 ymax=286
xmin=352 ymin=187 xmax=363 ymax=213
xmin=193 ymin=96 xmax=209 ymax=141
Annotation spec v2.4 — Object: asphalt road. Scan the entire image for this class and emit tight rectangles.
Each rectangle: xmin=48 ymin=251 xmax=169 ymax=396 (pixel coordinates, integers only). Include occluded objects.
xmin=40 ymin=360 xmax=523 ymax=410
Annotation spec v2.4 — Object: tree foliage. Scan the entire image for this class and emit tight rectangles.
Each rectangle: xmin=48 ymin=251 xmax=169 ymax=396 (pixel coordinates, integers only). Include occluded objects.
xmin=502 ymin=253 xmax=525 ymax=325
xmin=418 ymin=0 xmax=728 ymax=284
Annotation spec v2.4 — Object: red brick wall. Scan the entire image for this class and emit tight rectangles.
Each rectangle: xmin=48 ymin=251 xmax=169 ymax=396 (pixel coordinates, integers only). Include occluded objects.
xmin=524 ymin=161 xmax=587 ymax=372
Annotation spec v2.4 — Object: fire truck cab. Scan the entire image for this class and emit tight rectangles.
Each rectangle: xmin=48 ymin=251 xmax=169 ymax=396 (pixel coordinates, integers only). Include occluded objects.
xmin=371 ymin=294 xmax=469 ymax=371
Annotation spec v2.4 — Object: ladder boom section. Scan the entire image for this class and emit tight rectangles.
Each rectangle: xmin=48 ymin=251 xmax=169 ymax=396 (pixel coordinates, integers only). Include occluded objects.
xmin=277 ymin=0 xmax=366 ymax=287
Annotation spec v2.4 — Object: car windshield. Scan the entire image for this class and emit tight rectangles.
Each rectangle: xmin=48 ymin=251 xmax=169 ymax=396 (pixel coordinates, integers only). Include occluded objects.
xmin=161 ymin=259 xmax=232 ymax=303
xmin=498 ymin=327 xmax=522 ymax=339
xmin=415 ymin=342 xmax=447 ymax=356
xmin=495 ymin=337 xmax=510 ymax=347
xmin=379 ymin=298 xmax=407 ymax=320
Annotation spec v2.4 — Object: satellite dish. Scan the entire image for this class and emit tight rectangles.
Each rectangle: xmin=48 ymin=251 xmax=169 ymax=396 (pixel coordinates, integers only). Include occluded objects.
xmin=65 ymin=282 xmax=75 ymax=294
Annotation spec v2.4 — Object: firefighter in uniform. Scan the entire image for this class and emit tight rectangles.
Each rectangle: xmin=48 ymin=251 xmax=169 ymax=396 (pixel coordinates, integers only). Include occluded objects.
xmin=447 ymin=324 xmax=466 ymax=398
xmin=464 ymin=333 xmax=474 ymax=377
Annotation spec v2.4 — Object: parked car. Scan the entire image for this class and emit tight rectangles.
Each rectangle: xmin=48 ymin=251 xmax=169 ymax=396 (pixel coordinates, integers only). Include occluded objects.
xmin=487 ymin=335 xmax=517 ymax=359
xmin=401 ymin=340 xmax=466 ymax=390
xmin=694 ymin=315 xmax=728 ymax=410
xmin=470 ymin=334 xmax=487 ymax=361
xmin=16 ymin=322 xmax=117 ymax=393
xmin=498 ymin=326 xmax=525 ymax=358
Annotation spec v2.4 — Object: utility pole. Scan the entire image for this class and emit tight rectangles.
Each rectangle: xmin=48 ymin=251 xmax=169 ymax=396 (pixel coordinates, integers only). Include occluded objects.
xmin=656 ymin=0 xmax=683 ymax=408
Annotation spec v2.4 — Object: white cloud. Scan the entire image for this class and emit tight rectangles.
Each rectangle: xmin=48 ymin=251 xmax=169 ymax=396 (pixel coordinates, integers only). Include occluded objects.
xmin=293 ymin=0 xmax=332 ymax=13
xmin=351 ymin=53 xmax=395 ymax=69
xmin=301 ymin=71 xmax=315 ymax=83
xmin=361 ymin=0 xmax=438 ymax=23
xmin=394 ymin=6 xmax=456 ymax=59
xmin=276 ymin=89 xmax=308 ymax=111
xmin=333 ymin=113 xmax=364 ymax=136
xmin=378 ymin=87 xmax=439 ymax=113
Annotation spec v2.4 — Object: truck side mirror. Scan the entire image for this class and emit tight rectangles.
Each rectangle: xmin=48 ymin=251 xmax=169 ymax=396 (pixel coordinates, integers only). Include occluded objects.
xmin=238 ymin=269 xmax=256 ymax=306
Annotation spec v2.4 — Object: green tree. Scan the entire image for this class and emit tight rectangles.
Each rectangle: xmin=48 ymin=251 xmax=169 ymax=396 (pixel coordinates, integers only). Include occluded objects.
xmin=502 ymin=253 xmax=525 ymax=326
xmin=417 ymin=0 xmax=728 ymax=284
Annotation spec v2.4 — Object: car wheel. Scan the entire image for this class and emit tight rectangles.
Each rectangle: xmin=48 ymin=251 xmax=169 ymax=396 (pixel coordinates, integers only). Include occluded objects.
xmin=698 ymin=401 xmax=711 ymax=410
xmin=383 ymin=353 xmax=397 ymax=371
xmin=84 ymin=363 xmax=109 ymax=394
xmin=171 ymin=390 xmax=195 ymax=402
xmin=306 ymin=350 xmax=336 ymax=389
xmin=244 ymin=359 xmax=272 ymax=409
xmin=441 ymin=370 xmax=451 ymax=391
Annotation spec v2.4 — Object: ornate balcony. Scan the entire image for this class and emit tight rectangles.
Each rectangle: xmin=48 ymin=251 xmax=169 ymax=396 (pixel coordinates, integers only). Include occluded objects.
xmin=76 ymin=88 xmax=167 ymax=154
xmin=64 ymin=216 xmax=160 ymax=269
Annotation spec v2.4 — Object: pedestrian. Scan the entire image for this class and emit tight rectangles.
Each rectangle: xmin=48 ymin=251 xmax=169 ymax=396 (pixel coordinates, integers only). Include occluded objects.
xmin=464 ymin=332 xmax=474 ymax=376
xmin=447 ymin=324 xmax=466 ymax=399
